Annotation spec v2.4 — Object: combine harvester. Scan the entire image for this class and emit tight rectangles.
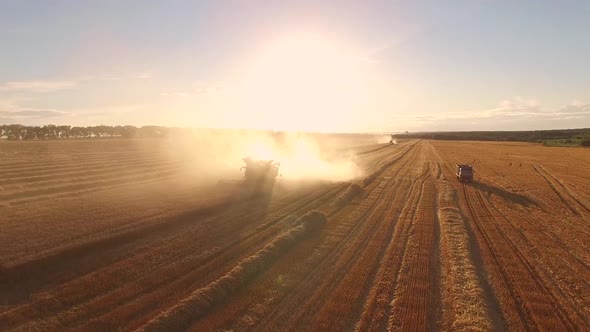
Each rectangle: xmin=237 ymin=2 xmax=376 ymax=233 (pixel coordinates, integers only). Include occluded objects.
xmin=218 ymin=157 xmax=281 ymax=196
xmin=456 ymin=164 xmax=474 ymax=183
xmin=389 ymin=134 xmax=396 ymax=144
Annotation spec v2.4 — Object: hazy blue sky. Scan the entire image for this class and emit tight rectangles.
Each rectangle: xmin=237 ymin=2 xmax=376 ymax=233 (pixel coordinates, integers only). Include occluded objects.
xmin=1 ymin=0 xmax=589 ymax=132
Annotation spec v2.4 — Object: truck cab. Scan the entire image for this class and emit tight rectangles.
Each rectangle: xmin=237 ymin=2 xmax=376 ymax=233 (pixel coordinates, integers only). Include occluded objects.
xmin=456 ymin=164 xmax=474 ymax=182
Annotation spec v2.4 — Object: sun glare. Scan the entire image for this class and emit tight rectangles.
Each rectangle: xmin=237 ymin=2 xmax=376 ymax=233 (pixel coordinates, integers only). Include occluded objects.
xmin=239 ymin=33 xmax=370 ymax=132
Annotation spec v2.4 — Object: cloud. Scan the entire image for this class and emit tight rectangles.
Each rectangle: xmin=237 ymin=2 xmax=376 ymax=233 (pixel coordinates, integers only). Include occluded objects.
xmin=554 ymin=102 xmax=590 ymax=115
xmin=0 ymin=80 xmax=77 ymax=93
xmin=160 ymin=92 xmax=193 ymax=98
xmin=0 ymin=96 xmax=26 ymax=109
xmin=0 ymin=109 xmax=73 ymax=119
xmin=136 ymin=72 xmax=153 ymax=79
xmin=80 ymin=104 xmax=148 ymax=116
xmin=160 ymin=81 xmax=224 ymax=98
xmin=390 ymin=98 xmax=590 ymax=131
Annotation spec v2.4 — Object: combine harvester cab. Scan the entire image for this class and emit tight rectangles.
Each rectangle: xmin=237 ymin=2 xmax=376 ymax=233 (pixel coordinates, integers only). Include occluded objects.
xmin=241 ymin=157 xmax=280 ymax=192
xmin=456 ymin=164 xmax=474 ymax=183
xmin=217 ymin=157 xmax=280 ymax=197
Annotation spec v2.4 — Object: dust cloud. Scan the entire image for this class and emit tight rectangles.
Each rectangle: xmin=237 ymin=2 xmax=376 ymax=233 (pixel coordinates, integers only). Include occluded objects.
xmin=375 ymin=134 xmax=396 ymax=144
xmin=162 ymin=130 xmax=366 ymax=186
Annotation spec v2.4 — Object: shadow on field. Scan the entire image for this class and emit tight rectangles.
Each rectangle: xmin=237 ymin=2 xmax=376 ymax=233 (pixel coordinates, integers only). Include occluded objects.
xmin=472 ymin=181 xmax=542 ymax=209
xmin=0 ymin=187 xmax=273 ymax=307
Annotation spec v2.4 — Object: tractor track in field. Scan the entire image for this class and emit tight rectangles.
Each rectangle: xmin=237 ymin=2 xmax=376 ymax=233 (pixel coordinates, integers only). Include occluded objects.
xmin=532 ymin=164 xmax=590 ymax=216
xmin=471 ymin=183 xmax=590 ymax=327
xmin=463 ymin=184 xmax=576 ymax=330
xmin=462 ymin=184 xmax=533 ymax=330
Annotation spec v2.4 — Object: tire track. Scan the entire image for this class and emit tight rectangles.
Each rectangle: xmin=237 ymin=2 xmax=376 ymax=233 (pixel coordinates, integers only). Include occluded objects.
xmin=464 ymin=184 xmax=575 ymax=330
xmin=472 ymin=185 xmax=590 ymax=328
xmin=533 ymin=164 xmax=590 ymax=216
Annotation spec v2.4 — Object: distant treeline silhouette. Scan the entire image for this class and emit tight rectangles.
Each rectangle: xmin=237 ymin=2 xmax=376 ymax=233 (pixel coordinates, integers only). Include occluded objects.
xmin=0 ymin=124 xmax=386 ymax=142
xmin=394 ymin=128 xmax=590 ymax=146
xmin=0 ymin=124 xmax=168 ymax=140
xmin=3 ymin=124 xmax=590 ymax=146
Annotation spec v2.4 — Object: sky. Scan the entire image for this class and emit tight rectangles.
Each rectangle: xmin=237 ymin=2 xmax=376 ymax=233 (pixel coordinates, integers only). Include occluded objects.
xmin=1 ymin=0 xmax=590 ymax=132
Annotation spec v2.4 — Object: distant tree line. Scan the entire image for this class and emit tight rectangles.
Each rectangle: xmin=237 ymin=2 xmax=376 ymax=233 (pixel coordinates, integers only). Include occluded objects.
xmin=394 ymin=128 xmax=590 ymax=146
xmin=0 ymin=125 xmax=169 ymax=140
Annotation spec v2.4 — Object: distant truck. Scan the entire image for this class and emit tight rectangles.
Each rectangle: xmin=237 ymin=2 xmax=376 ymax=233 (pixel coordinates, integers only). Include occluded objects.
xmin=456 ymin=164 xmax=474 ymax=182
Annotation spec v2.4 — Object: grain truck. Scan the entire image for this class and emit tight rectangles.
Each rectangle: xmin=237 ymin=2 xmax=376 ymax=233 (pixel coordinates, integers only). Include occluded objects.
xmin=456 ymin=164 xmax=474 ymax=182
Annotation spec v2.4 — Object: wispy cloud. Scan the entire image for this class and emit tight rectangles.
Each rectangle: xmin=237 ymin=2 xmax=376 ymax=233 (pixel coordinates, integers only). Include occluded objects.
xmin=0 ymin=109 xmax=73 ymax=119
xmin=80 ymin=104 xmax=149 ymax=116
xmin=391 ymin=98 xmax=590 ymax=131
xmin=160 ymin=92 xmax=193 ymax=98
xmin=160 ymin=81 xmax=223 ymax=98
xmin=0 ymin=80 xmax=77 ymax=93
xmin=136 ymin=72 xmax=153 ymax=79
xmin=0 ymin=96 xmax=26 ymax=109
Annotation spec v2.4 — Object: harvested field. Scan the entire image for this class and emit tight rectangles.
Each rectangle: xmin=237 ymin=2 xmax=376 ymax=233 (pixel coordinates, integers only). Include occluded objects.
xmin=1 ymin=138 xmax=589 ymax=331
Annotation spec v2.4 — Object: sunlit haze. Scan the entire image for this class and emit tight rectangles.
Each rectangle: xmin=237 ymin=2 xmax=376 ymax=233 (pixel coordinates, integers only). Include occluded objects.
xmin=1 ymin=1 xmax=589 ymax=132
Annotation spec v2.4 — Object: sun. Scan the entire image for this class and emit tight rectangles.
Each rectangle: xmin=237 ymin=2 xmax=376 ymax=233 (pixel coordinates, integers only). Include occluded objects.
xmin=238 ymin=33 xmax=370 ymax=132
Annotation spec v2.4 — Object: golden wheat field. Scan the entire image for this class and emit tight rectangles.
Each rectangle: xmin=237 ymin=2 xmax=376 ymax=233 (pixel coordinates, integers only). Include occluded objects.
xmin=1 ymin=137 xmax=590 ymax=331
